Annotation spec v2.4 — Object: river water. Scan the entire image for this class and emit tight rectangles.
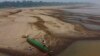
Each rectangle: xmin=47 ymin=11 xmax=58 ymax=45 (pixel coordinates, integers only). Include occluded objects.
xmin=57 ymin=40 xmax=100 ymax=56
xmin=62 ymin=5 xmax=100 ymax=31
xmin=0 ymin=53 xmax=10 ymax=56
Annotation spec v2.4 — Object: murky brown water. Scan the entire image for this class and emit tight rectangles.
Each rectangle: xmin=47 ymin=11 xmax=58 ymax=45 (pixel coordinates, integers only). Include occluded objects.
xmin=57 ymin=40 xmax=100 ymax=56
xmin=0 ymin=53 xmax=10 ymax=56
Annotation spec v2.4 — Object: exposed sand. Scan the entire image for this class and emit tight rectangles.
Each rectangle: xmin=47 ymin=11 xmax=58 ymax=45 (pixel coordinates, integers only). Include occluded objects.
xmin=0 ymin=8 xmax=100 ymax=56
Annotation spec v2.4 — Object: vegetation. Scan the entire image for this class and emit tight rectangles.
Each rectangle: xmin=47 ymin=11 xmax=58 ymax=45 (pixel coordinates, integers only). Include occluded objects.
xmin=0 ymin=1 xmax=92 ymax=8
xmin=0 ymin=1 xmax=67 ymax=8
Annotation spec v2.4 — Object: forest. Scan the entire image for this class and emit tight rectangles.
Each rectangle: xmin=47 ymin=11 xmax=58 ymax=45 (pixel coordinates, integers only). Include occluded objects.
xmin=0 ymin=1 xmax=67 ymax=8
xmin=0 ymin=1 xmax=91 ymax=8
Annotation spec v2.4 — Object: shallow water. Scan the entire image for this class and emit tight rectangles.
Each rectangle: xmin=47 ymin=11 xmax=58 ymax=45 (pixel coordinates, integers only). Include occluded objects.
xmin=62 ymin=5 xmax=100 ymax=31
xmin=81 ymin=23 xmax=100 ymax=30
xmin=57 ymin=40 xmax=100 ymax=56
xmin=63 ymin=11 xmax=100 ymax=30
xmin=0 ymin=53 xmax=10 ymax=56
xmin=63 ymin=5 xmax=100 ymax=15
xmin=65 ymin=18 xmax=100 ymax=30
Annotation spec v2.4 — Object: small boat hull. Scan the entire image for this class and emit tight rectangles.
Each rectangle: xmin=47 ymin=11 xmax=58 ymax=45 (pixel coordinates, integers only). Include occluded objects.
xmin=27 ymin=37 xmax=49 ymax=52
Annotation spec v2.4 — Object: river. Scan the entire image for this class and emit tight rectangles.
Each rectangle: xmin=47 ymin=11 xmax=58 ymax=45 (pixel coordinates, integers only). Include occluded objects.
xmin=62 ymin=5 xmax=100 ymax=31
xmin=57 ymin=40 xmax=100 ymax=56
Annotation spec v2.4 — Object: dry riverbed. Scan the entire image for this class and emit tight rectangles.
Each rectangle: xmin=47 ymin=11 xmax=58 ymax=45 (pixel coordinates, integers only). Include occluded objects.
xmin=0 ymin=8 xmax=100 ymax=56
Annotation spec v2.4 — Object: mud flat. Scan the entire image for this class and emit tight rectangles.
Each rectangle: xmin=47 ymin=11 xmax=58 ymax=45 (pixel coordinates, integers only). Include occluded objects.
xmin=0 ymin=8 xmax=99 ymax=56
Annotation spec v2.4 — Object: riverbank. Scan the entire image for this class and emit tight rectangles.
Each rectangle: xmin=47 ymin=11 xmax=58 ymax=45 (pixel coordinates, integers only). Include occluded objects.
xmin=0 ymin=8 xmax=100 ymax=56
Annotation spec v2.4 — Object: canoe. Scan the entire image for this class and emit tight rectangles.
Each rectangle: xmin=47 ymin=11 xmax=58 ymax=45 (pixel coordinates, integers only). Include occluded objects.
xmin=27 ymin=36 xmax=49 ymax=52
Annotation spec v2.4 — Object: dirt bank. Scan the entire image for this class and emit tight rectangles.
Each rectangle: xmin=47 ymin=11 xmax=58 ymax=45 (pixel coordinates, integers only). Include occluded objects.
xmin=0 ymin=8 xmax=100 ymax=56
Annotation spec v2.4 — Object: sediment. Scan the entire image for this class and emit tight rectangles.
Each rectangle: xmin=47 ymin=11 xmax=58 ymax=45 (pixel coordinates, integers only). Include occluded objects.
xmin=0 ymin=8 xmax=100 ymax=56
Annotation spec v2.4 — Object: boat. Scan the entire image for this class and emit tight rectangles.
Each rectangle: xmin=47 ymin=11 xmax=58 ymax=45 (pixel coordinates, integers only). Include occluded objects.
xmin=27 ymin=36 xmax=49 ymax=52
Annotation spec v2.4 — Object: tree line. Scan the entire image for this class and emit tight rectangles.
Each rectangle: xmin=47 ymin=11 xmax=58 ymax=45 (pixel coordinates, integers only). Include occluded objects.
xmin=0 ymin=1 xmax=91 ymax=8
xmin=0 ymin=1 xmax=67 ymax=8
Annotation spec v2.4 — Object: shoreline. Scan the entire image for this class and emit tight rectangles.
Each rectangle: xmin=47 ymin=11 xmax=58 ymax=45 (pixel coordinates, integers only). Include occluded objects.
xmin=0 ymin=8 xmax=100 ymax=56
